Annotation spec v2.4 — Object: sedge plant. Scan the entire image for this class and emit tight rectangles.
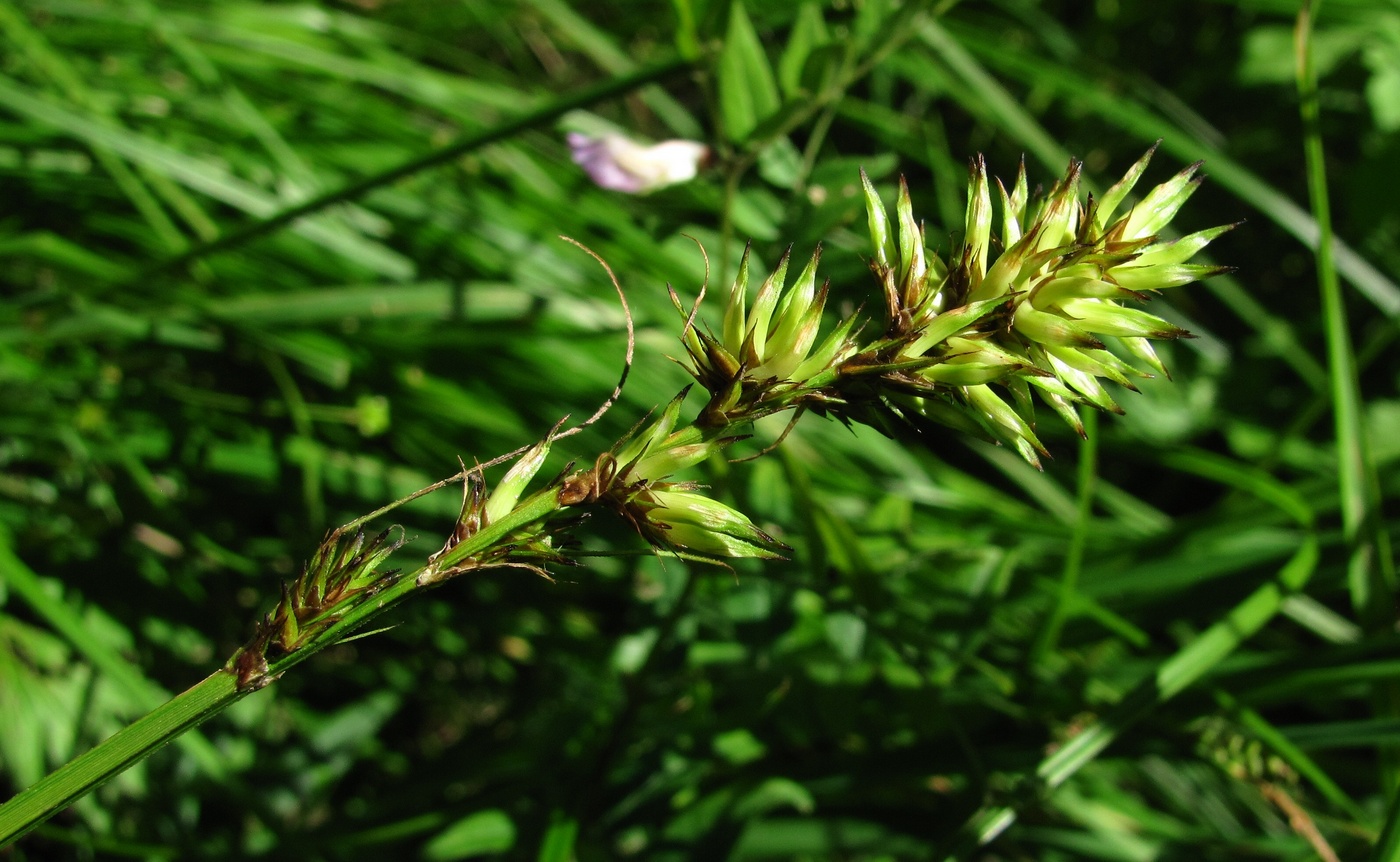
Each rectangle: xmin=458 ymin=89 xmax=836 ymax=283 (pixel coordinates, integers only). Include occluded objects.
xmin=0 ymin=149 xmax=1230 ymax=847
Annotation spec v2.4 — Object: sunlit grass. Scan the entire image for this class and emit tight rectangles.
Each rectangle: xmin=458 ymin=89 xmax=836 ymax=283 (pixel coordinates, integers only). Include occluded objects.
xmin=0 ymin=0 xmax=1396 ymax=859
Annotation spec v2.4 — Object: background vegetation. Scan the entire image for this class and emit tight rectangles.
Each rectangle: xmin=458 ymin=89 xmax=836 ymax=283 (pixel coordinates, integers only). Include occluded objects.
xmin=2 ymin=0 xmax=1398 ymax=859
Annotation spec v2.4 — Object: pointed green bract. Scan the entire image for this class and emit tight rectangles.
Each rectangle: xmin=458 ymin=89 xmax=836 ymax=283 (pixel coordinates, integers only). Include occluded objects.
xmin=895 ymin=177 xmax=925 ymax=300
xmin=484 ymin=439 xmax=552 ymax=525
xmin=907 ymin=296 xmax=1012 ymax=356
xmin=1096 ymin=143 xmax=1158 ymax=231
xmin=964 ymin=155 xmax=992 ymax=284
xmin=722 ymin=246 xmax=753 ymax=356
xmin=717 ymin=1 xmax=781 ymax=142
xmin=1124 ymin=161 xmax=1205 ymax=239
xmin=861 ymin=168 xmax=895 ymax=270
xmin=645 ymin=489 xmax=788 ymax=560
xmin=746 ymin=249 xmax=791 ymax=362
xmin=616 ymin=390 xmax=691 ymax=477
xmin=1131 ymin=223 xmax=1237 ymax=268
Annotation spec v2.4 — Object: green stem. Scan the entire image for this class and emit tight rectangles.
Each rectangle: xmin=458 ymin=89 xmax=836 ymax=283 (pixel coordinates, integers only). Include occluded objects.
xmin=0 ymin=670 xmax=241 ymax=847
xmin=1295 ymin=1 xmax=1394 ymax=626
xmin=1030 ymin=408 xmax=1097 ymax=665
xmin=1297 ymin=0 xmax=1400 ymax=797
xmin=0 ymin=486 xmax=566 ymax=848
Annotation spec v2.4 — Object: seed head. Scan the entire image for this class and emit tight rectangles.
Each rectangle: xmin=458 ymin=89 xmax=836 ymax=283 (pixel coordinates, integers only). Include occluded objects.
xmin=676 ymin=245 xmax=857 ymax=426
xmin=846 ymin=148 xmax=1231 ymax=464
xmin=632 ymin=487 xmax=788 ymax=561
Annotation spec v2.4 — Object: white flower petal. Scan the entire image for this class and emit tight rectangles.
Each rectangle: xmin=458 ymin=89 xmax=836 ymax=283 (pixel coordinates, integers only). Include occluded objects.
xmin=567 ymin=132 xmax=707 ymax=194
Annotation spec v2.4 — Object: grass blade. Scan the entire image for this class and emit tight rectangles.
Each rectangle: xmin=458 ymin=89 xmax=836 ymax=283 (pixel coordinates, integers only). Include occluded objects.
xmin=130 ymin=56 xmax=691 ymax=283
xmin=937 ymin=535 xmax=1319 ymax=858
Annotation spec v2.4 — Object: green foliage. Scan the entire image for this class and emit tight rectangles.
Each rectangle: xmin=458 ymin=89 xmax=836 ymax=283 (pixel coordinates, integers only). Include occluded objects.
xmin=1 ymin=0 xmax=1398 ymax=860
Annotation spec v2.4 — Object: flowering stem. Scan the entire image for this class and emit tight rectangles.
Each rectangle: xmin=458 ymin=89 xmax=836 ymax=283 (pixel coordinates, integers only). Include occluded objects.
xmin=0 ymin=486 xmax=566 ymax=847
xmin=0 ymin=670 xmax=241 ymax=847
xmin=3 ymin=141 xmax=1239 ymax=848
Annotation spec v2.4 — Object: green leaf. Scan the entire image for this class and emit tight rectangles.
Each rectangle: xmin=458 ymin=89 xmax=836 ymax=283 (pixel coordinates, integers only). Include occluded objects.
xmin=671 ymin=0 xmax=701 ymax=61
xmin=732 ymin=778 xmax=816 ymax=818
xmin=1365 ymin=52 xmax=1400 ymax=130
xmin=722 ymin=584 xmax=772 ymax=622
xmin=713 ymin=728 xmax=767 ymax=765
xmin=536 ymin=815 xmax=578 ymax=862
xmin=778 ymin=3 xmax=829 ymax=98
xmin=823 ymin=612 xmax=866 ymax=662
xmin=717 ymin=1 xmax=781 ymax=142
xmin=688 ymin=641 xmax=748 ymax=665
xmin=756 ymin=136 xmax=803 ymax=188
xmin=0 ymin=75 xmax=415 ymax=280
xmin=852 ymin=0 xmax=893 ymax=52
xmin=422 ymin=810 xmax=516 ymax=861
xmin=1238 ymin=24 xmax=1365 ymax=86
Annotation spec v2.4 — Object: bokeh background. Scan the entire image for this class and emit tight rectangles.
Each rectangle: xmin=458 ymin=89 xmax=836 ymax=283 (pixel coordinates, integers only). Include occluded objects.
xmin=2 ymin=0 xmax=1399 ymax=859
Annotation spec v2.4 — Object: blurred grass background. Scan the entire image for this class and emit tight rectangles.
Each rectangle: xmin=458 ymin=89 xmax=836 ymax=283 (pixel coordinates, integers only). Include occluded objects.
xmin=2 ymin=0 xmax=1399 ymax=859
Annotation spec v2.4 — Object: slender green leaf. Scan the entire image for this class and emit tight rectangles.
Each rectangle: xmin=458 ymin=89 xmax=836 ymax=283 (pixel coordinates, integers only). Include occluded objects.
xmin=718 ymin=2 xmax=781 ymax=142
xmin=778 ymin=3 xmax=829 ymax=98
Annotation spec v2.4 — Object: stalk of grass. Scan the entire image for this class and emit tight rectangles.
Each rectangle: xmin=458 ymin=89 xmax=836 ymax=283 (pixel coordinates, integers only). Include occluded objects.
xmin=0 ymin=483 xmax=565 ymax=847
xmin=1295 ymin=0 xmax=1395 ymax=629
xmin=2 ymin=144 xmax=1235 ymax=851
xmin=1030 ymin=409 xmax=1096 ymax=665
xmin=0 ymin=669 xmax=240 ymax=849
xmin=1296 ymin=0 xmax=1400 ymax=804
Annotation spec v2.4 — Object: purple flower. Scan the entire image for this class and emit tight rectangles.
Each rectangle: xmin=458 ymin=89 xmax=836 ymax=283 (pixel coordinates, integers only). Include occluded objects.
xmin=567 ymin=132 xmax=708 ymax=194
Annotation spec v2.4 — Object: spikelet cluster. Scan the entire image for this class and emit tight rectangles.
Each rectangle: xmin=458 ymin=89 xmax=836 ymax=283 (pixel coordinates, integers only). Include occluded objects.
xmin=558 ymin=389 xmax=789 ymax=562
xmin=680 ymin=148 xmax=1232 ymax=467
xmin=425 ymin=438 xmax=573 ymax=582
xmin=675 ymin=246 xmax=859 ymax=427
xmin=232 ymin=527 xmax=406 ymax=689
xmin=854 ymin=147 xmax=1231 ymax=465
